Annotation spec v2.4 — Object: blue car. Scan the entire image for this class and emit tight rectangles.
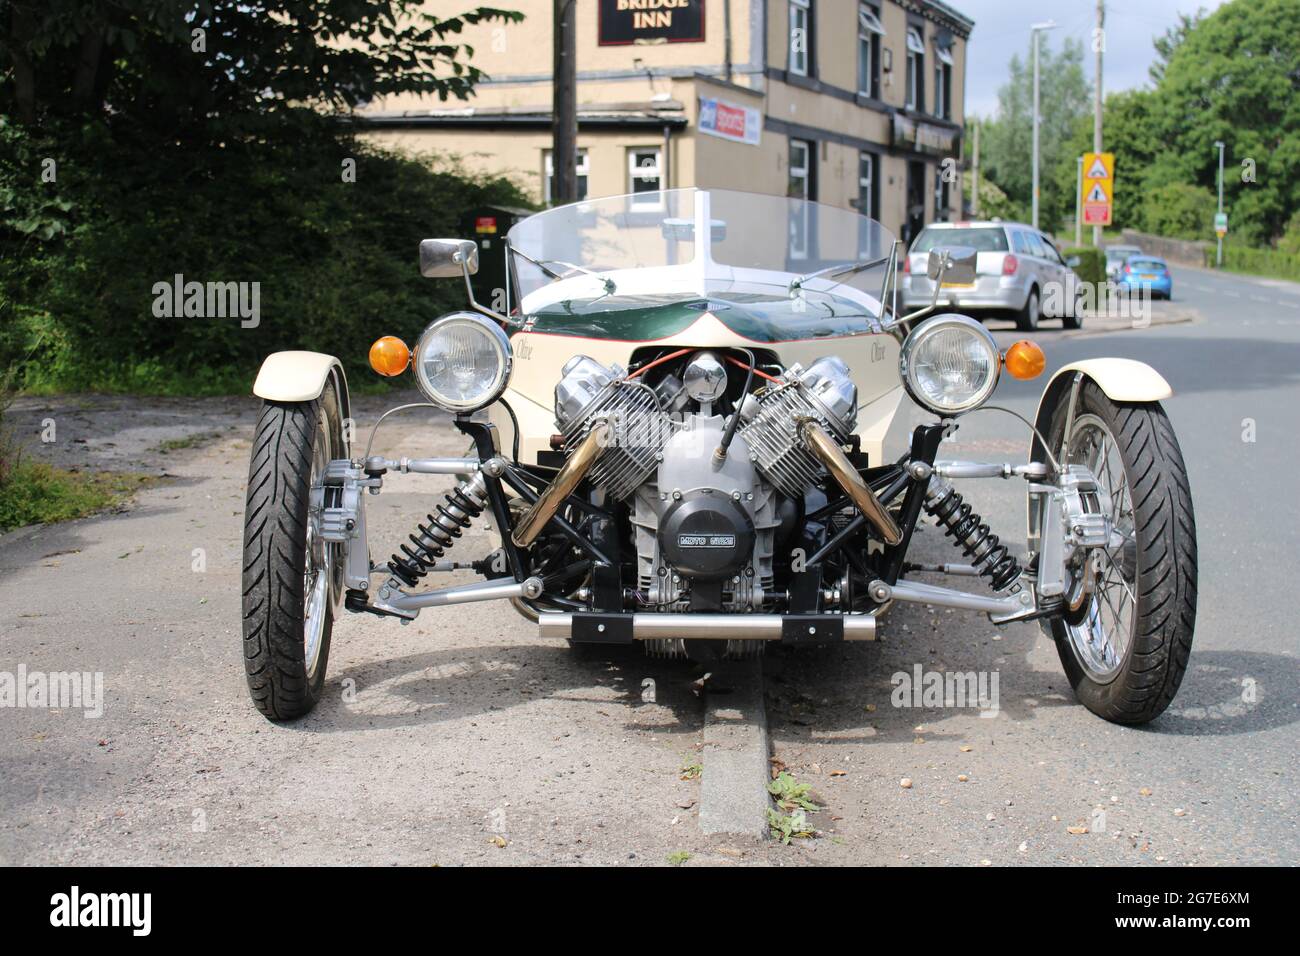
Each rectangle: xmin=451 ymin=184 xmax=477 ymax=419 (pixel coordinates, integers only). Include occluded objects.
xmin=1117 ymin=255 xmax=1173 ymax=300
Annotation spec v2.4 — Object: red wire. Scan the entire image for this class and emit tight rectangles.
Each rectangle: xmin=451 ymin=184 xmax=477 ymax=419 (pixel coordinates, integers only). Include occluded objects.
xmin=626 ymin=348 xmax=782 ymax=385
xmin=624 ymin=348 xmax=695 ymax=379
xmin=724 ymin=354 xmax=781 ymax=383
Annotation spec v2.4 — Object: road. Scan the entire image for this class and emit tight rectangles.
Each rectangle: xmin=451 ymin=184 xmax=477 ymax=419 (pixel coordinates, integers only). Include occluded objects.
xmin=0 ymin=263 xmax=1295 ymax=865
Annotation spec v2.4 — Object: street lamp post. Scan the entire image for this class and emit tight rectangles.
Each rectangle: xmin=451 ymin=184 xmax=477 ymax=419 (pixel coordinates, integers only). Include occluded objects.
xmin=1031 ymin=21 xmax=1057 ymax=230
xmin=1214 ymin=140 xmax=1225 ymax=268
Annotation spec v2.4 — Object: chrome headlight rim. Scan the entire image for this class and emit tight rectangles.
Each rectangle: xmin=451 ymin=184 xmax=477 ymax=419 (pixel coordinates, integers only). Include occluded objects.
xmin=899 ymin=313 xmax=1001 ymax=416
xmin=412 ymin=311 xmax=513 ymax=412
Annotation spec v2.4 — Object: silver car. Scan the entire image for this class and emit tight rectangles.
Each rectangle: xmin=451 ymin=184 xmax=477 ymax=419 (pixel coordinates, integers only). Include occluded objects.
xmin=1105 ymin=244 xmax=1144 ymax=280
xmin=902 ymin=221 xmax=1083 ymax=331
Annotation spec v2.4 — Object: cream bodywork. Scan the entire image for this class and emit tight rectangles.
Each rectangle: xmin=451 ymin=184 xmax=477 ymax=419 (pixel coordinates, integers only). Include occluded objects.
xmin=489 ymin=311 xmax=905 ymax=467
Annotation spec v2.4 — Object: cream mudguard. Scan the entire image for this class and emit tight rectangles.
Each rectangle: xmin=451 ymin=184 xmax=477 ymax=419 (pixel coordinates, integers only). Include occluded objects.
xmin=253 ymin=350 xmax=351 ymax=426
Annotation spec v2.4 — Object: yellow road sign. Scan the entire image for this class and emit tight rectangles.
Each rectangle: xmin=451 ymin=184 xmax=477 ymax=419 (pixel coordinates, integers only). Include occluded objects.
xmin=1081 ymin=152 xmax=1114 ymax=226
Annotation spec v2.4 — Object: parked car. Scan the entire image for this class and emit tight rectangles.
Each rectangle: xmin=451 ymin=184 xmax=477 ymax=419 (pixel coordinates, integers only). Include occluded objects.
xmin=903 ymin=221 xmax=1083 ymax=331
xmin=1104 ymin=244 xmax=1144 ymax=280
xmin=242 ymin=187 xmax=1197 ymax=732
xmin=1116 ymin=255 xmax=1173 ymax=299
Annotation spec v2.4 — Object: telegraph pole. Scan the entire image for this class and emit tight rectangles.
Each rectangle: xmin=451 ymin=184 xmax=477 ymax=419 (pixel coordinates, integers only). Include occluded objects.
xmin=1030 ymin=21 xmax=1056 ymax=230
xmin=971 ymin=119 xmax=980 ymax=218
xmin=1092 ymin=0 xmax=1104 ymax=247
xmin=552 ymin=0 xmax=578 ymax=205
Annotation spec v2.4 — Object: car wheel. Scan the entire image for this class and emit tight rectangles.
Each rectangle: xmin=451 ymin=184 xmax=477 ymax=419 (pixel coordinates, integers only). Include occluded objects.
xmin=242 ymin=382 xmax=344 ymax=720
xmin=1016 ymin=286 xmax=1041 ymax=332
xmin=1062 ymin=290 xmax=1084 ymax=330
xmin=1044 ymin=383 xmax=1198 ymax=725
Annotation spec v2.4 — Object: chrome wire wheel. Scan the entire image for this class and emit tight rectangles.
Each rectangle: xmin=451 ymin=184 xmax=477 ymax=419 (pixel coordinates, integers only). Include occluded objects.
xmin=302 ymin=416 xmax=332 ymax=681
xmin=1062 ymin=412 xmax=1136 ymax=683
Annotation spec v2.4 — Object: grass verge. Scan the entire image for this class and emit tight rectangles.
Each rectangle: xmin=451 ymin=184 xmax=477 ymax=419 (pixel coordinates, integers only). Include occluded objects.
xmin=0 ymin=461 xmax=156 ymax=533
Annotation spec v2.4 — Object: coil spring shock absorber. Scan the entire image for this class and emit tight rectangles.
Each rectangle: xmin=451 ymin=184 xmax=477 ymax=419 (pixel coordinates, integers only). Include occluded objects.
xmin=923 ymin=479 xmax=1022 ymax=591
xmin=386 ymin=472 xmax=489 ymax=587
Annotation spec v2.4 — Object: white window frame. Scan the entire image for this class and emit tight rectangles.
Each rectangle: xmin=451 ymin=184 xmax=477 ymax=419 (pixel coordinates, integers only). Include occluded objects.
xmin=905 ymin=28 xmax=925 ymax=111
xmin=627 ymin=147 xmax=663 ymax=208
xmin=858 ymin=152 xmax=874 ymax=218
xmin=788 ymin=138 xmax=813 ymax=259
xmin=544 ymin=148 xmax=589 ymax=204
xmin=858 ymin=5 xmax=885 ymax=97
xmin=934 ymin=41 xmax=953 ymax=119
xmin=789 ymin=0 xmax=811 ymax=77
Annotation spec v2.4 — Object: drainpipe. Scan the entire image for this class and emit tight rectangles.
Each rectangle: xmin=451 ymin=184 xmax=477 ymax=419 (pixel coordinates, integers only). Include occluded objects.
xmin=663 ymin=124 xmax=673 ymax=189
xmin=723 ymin=0 xmax=733 ymax=83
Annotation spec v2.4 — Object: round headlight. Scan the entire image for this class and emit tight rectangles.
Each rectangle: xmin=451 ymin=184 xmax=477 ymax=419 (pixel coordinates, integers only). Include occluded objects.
xmin=412 ymin=312 xmax=512 ymax=412
xmin=900 ymin=314 xmax=1001 ymax=415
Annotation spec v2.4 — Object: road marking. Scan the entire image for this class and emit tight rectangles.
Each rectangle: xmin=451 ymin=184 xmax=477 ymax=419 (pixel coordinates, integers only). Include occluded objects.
xmin=699 ymin=658 xmax=771 ymax=839
xmin=1223 ymin=291 xmax=1241 ymax=297
xmin=1250 ymin=295 xmax=1270 ymax=303
xmin=1278 ymin=300 xmax=1299 ymax=309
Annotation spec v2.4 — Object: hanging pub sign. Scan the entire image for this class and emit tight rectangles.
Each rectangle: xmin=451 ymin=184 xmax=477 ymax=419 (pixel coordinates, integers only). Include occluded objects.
xmin=598 ymin=0 xmax=706 ymax=46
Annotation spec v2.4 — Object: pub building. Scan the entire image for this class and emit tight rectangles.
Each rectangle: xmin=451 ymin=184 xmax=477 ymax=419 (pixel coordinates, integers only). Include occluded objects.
xmin=358 ymin=0 xmax=972 ymax=246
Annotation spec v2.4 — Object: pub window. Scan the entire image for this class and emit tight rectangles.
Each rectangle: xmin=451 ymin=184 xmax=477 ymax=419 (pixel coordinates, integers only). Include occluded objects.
xmin=857 ymin=151 xmax=879 ymax=256
xmin=905 ymin=26 xmax=925 ymax=112
xmin=858 ymin=5 xmax=885 ymax=98
xmin=627 ymin=147 xmax=663 ymax=205
xmin=789 ymin=0 xmax=813 ymax=78
xmin=544 ymin=148 xmax=589 ymax=204
xmin=934 ymin=42 xmax=954 ymax=119
xmin=788 ymin=138 xmax=814 ymax=259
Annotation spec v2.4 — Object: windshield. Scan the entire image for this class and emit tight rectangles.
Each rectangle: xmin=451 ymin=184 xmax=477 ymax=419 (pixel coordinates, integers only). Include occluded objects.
xmin=1128 ymin=258 xmax=1166 ymax=270
xmin=912 ymin=226 xmax=1009 ymax=253
xmin=506 ymin=188 xmax=896 ymax=312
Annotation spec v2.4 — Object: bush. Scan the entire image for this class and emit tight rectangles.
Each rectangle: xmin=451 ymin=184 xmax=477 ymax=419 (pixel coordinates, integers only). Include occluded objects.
xmin=1213 ymin=246 xmax=1300 ymax=282
xmin=1139 ymin=183 xmax=1217 ymax=242
xmin=0 ymin=113 xmax=532 ymax=395
xmin=1062 ymin=246 xmax=1105 ymax=286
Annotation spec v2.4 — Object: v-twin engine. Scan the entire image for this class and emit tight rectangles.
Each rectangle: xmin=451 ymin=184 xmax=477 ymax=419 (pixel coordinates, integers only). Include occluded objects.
xmin=553 ymin=352 xmax=859 ymax=616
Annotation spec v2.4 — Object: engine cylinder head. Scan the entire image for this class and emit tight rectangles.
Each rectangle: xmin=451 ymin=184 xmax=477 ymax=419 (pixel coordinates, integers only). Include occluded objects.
xmin=555 ymin=357 xmax=676 ymax=499
xmin=736 ymin=356 xmax=859 ymax=498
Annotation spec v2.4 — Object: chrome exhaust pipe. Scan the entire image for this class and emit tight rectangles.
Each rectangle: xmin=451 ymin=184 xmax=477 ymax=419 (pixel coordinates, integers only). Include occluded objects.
xmin=537 ymin=612 xmax=877 ymax=642
xmin=512 ymin=419 xmax=610 ymax=548
xmin=800 ymin=420 xmax=903 ymax=545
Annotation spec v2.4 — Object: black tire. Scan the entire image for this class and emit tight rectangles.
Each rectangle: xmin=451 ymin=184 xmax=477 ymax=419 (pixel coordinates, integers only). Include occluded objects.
xmin=1016 ymin=286 xmax=1041 ymax=332
xmin=1062 ymin=289 xmax=1084 ymax=329
xmin=1044 ymin=383 xmax=1197 ymax=724
xmin=242 ymin=382 xmax=343 ymax=720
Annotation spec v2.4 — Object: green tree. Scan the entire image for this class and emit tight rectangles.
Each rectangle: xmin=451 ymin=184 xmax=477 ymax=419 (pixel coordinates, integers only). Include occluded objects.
xmin=0 ymin=1 xmax=522 ymax=137
xmin=1144 ymin=0 xmax=1300 ymax=245
xmin=1149 ymin=8 xmax=1206 ymax=84
xmin=979 ymin=36 xmax=1092 ymax=233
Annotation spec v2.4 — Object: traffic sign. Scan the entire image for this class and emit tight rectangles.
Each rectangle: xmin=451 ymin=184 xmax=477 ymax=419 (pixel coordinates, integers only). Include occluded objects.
xmin=1215 ymin=212 xmax=1228 ymax=238
xmin=1081 ymin=151 xmax=1114 ymax=226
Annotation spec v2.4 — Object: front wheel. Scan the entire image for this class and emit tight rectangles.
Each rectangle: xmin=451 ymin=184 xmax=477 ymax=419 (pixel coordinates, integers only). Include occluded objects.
xmin=1044 ymin=383 xmax=1198 ymax=724
xmin=241 ymin=383 xmax=344 ymax=720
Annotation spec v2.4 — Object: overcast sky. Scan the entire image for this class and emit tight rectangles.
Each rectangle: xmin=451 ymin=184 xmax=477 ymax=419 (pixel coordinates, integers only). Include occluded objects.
xmin=957 ymin=0 xmax=1227 ymax=118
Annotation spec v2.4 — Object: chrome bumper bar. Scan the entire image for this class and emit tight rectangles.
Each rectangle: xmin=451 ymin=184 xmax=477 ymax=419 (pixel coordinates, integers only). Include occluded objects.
xmin=537 ymin=612 xmax=877 ymax=642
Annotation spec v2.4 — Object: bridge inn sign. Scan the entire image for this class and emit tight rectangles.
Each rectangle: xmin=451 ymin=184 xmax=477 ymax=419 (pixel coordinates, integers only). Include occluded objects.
xmin=599 ymin=0 xmax=705 ymax=45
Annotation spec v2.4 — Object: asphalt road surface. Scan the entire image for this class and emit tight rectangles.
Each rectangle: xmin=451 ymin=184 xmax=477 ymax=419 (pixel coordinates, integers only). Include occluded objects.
xmin=0 ymin=263 xmax=1295 ymax=865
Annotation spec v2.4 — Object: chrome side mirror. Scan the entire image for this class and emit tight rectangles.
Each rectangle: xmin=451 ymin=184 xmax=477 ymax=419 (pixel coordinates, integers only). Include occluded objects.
xmin=419 ymin=238 xmax=479 ymax=278
xmin=927 ymin=245 xmax=978 ymax=284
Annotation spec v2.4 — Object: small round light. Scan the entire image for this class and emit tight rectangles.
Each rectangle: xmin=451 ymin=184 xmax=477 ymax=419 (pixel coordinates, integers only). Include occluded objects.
xmin=368 ymin=336 xmax=410 ymax=377
xmin=1004 ymin=340 xmax=1046 ymax=381
xmin=412 ymin=312 xmax=512 ymax=412
xmin=900 ymin=314 xmax=1001 ymax=416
